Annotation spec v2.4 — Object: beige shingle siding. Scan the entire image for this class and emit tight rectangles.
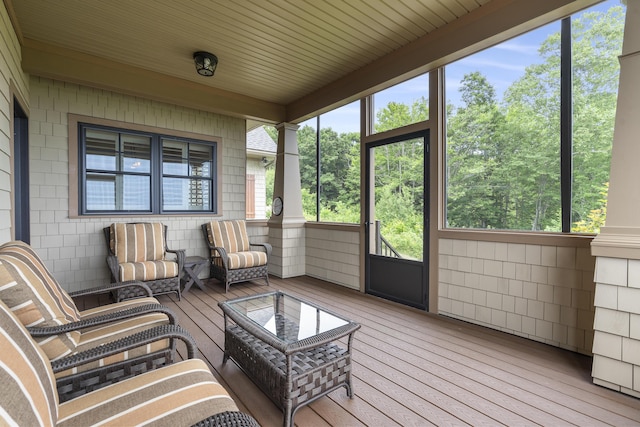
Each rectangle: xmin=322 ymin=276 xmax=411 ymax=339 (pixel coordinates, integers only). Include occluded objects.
xmin=0 ymin=2 xmax=30 ymax=244
xmin=592 ymin=257 xmax=640 ymax=396
xmin=305 ymin=226 xmax=360 ymax=290
xmin=28 ymin=77 xmax=246 ymax=292
xmin=439 ymin=238 xmax=596 ymax=355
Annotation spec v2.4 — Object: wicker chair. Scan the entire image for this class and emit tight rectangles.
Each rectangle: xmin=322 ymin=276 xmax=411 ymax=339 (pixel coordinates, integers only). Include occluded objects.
xmin=0 ymin=299 xmax=260 ymax=427
xmin=0 ymin=240 xmax=181 ymax=400
xmin=104 ymin=222 xmax=185 ymax=300
xmin=202 ymin=220 xmax=271 ymax=293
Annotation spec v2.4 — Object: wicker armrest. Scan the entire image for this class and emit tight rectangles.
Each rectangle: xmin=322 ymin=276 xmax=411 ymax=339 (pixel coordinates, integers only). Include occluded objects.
xmin=27 ymin=304 xmax=178 ymax=336
xmin=50 ymin=324 xmax=197 ymax=374
xmin=249 ymin=242 xmax=272 ymax=257
xmin=166 ymin=248 xmax=186 ymax=270
xmin=191 ymin=411 xmax=261 ymax=427
xmin=210 ymin=246 xmax=230 ymax=269
xmin=68 ymin=280 xmax=153 ymax=298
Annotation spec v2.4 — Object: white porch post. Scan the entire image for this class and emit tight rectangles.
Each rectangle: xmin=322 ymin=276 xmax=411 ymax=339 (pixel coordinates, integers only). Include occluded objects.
xmin=590 ymin=0 xmax=640 ymax=398
xmin=268 ymin=122 xmax=306 ymax=278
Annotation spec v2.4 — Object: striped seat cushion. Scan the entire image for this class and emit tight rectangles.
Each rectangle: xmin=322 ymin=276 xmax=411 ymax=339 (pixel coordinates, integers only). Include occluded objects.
xmin=0 ymin=241 xmax=81 ymax=361
xmin=223 ymin=251 xmax=268 ymax=269
xmin=118 ymin=260 xmax=179 ymax=282
xmin=65 ymin=297 xmax=170 ymax=376
xmin=0 ymin=300 xmax=58 ymax=427
xmin=55 ymin=311 xmax=171 ymax=378
xmin=111 ymin=223 xmax=166 ymax=263
xmin=206 ymin=220 xmax=251 ymax=253
xmin=57 ymin=359 xmax=239 ymax=427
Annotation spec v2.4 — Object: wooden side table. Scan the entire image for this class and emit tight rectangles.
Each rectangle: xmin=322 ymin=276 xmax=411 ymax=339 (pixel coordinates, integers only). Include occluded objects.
xmin=182 ymin=256 xmax=208 ymax=293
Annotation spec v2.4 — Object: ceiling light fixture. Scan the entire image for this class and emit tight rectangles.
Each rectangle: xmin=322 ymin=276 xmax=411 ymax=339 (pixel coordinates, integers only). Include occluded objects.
xmin=193 ymin=51 xmax=218 ymax=77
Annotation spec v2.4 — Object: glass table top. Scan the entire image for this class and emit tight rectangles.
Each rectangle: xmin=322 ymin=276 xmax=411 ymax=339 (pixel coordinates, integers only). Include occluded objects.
xmin=222 ymin=291 xmax=352 ymax=344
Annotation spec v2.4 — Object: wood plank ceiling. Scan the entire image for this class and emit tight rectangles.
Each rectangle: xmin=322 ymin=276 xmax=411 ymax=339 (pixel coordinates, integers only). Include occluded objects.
xmin=7 ymin=0 xmax=597 ymax=123
xmin=9 ymin=0 xmax=488 ymax=105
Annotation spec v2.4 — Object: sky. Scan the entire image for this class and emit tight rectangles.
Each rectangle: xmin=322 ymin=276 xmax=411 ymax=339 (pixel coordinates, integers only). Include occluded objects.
xmin=300 ymin=0 xmax=620 ymax=135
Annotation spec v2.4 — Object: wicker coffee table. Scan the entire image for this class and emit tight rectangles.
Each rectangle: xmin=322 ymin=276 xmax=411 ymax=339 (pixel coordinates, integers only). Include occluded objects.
xmin=218 ymin=291 xmax=360 ymax=427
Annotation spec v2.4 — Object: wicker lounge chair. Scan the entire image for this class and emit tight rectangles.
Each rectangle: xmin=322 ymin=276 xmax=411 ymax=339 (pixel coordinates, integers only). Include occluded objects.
xmin=202 ymin=220 xmax=272 ymax=293
xmin=0 ymin=240 xmax=181 ymax=400
xmin=104 ymin=222 xmax=185 ymax=300
xmin=0 ymin=299 xmax=260 ymax=427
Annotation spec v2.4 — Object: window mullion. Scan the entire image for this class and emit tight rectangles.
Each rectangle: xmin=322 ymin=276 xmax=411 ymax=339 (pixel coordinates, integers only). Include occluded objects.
xmin=116 ymin=134 xmax=124 ymax=211
xmin=152 ymin=135 xmax=162 ymax=213
xmin=316 ymin=116 xmax=320 ymax=222
xmin=560 ymin=17 xmax=573 ymax=233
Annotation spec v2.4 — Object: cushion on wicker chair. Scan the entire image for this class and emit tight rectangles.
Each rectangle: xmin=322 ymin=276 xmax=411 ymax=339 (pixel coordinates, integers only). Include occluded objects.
xmin=0 ymin=299 xmax=248 ymax=427
xmin=68 ymin=296 xmax=171 ymax=376
xmin=118 ymin=259 xmax=179 ymax=282
xmin=0 ymin=242 xmax=81 ymax=361
xmin=111 ymin=223 xmax=180 ymax=283
xmin=206 ymin=220 xmax=251 ymax=253
xmin=0 ymin=300 xmax=58 ymax=426
xmin=56 ymin=360 xmax=238 ymax=426
xmin=111 ymin=222 xmax=166 ymax=263
xmin=55 ymin=311 xmax=172 ymax=377
xmin=0 ymin=241 xmax=178 ymax=378
xmin=225 ymin=251 xmax=268 ymax=269
xmin=202 ymin=220 xmax=271 ymax=293
xmin=206 ymin=220 xmax=268 ymax=268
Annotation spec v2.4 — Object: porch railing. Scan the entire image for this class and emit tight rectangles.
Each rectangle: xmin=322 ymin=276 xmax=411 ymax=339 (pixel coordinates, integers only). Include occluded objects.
xmin=374 ymin=220 xmax=402 ymax=258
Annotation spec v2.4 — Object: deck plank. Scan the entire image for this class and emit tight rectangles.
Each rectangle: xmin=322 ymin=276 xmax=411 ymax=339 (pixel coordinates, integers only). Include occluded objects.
xmin=149 ymin=276 xmax=640 ymax=427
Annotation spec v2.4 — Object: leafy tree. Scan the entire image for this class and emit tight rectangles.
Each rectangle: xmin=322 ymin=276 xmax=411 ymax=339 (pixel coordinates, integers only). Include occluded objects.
xmin=374 ymin=97 xmax=428 ymax=133
xmin=297 ymin=124 xmax=318 ymax=218
xmin=447 ymin=72 xmax=508 ymax=228
xmin=319 ymin=129 xmax=358 ymax=217
xmin=446 ymin=6 xmax=623 ymax=232
xmin=265 ymin=165 xmax=274 ymax=216
xmin=296 ymin=124 xmax=361 ymax=222
xmin=570 ymin=7 xmax=623 ymax=229
xmin=573 ymin=182 xmax=608 ymax=233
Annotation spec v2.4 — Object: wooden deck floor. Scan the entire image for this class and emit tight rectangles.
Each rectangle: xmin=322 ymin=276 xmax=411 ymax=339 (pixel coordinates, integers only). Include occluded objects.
xmin=152 ymin=275 xmax=640 ymax=427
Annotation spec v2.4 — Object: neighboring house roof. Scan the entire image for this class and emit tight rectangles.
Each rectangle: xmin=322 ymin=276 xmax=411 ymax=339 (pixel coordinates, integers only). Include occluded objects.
xmin=247 ymin=127 xmax=277 ymax=158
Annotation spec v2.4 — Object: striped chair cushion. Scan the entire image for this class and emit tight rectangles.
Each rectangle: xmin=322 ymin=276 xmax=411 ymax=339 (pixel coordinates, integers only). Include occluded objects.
xmin=55 ymin=311 xmax=171 ymax=378
xmin=206 ymin=220 xmax=251 ymax=253
xmin=57 ymin=359 xmax=239 ymax=427
xmin=118 ymin=260 xmax=179 ymax=281
xmin=0 ymin=300 xmax=58 ymax=427
xmin=0 ymin=242 xmax=81 ymax=361
xmin=111 ymin=223 xmax=166 ymax=263
xmin=224 ymin=251 xmax=268 ymax=269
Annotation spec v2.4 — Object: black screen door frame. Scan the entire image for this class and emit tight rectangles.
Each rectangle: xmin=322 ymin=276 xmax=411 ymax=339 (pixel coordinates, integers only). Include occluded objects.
xmin=364 ymin=129 xmax=429 ymax=310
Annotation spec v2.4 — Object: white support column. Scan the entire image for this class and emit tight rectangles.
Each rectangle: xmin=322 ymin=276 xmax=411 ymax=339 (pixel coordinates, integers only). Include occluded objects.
xmin=268 ymin=122 xmax=306 ymax=278
xmin=591 ymin=0 xmax=640 ymax=398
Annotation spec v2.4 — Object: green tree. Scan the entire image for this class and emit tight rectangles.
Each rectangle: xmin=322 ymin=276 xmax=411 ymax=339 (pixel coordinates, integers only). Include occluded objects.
xmin=446 ymin=5 xmax=623 ymax=232
xmin=319 ymin=129 xmax=358 ymax=217
xmin=573 ymin=182 xmax=608 ymax=233
xmin=570 ymin=6 xmax=623 ymax=230
xmin=297 ymin=124 xmax=318 ymax=218
xmin=447 ymin=72 xmax=509 ymax=228
xmin=265 ymin=165 xmax=274 ymax=216
xmin=296 ymin=124 xmax=361 ymax=222
xmin=374 ymin=97 xmax=428 ymax=133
